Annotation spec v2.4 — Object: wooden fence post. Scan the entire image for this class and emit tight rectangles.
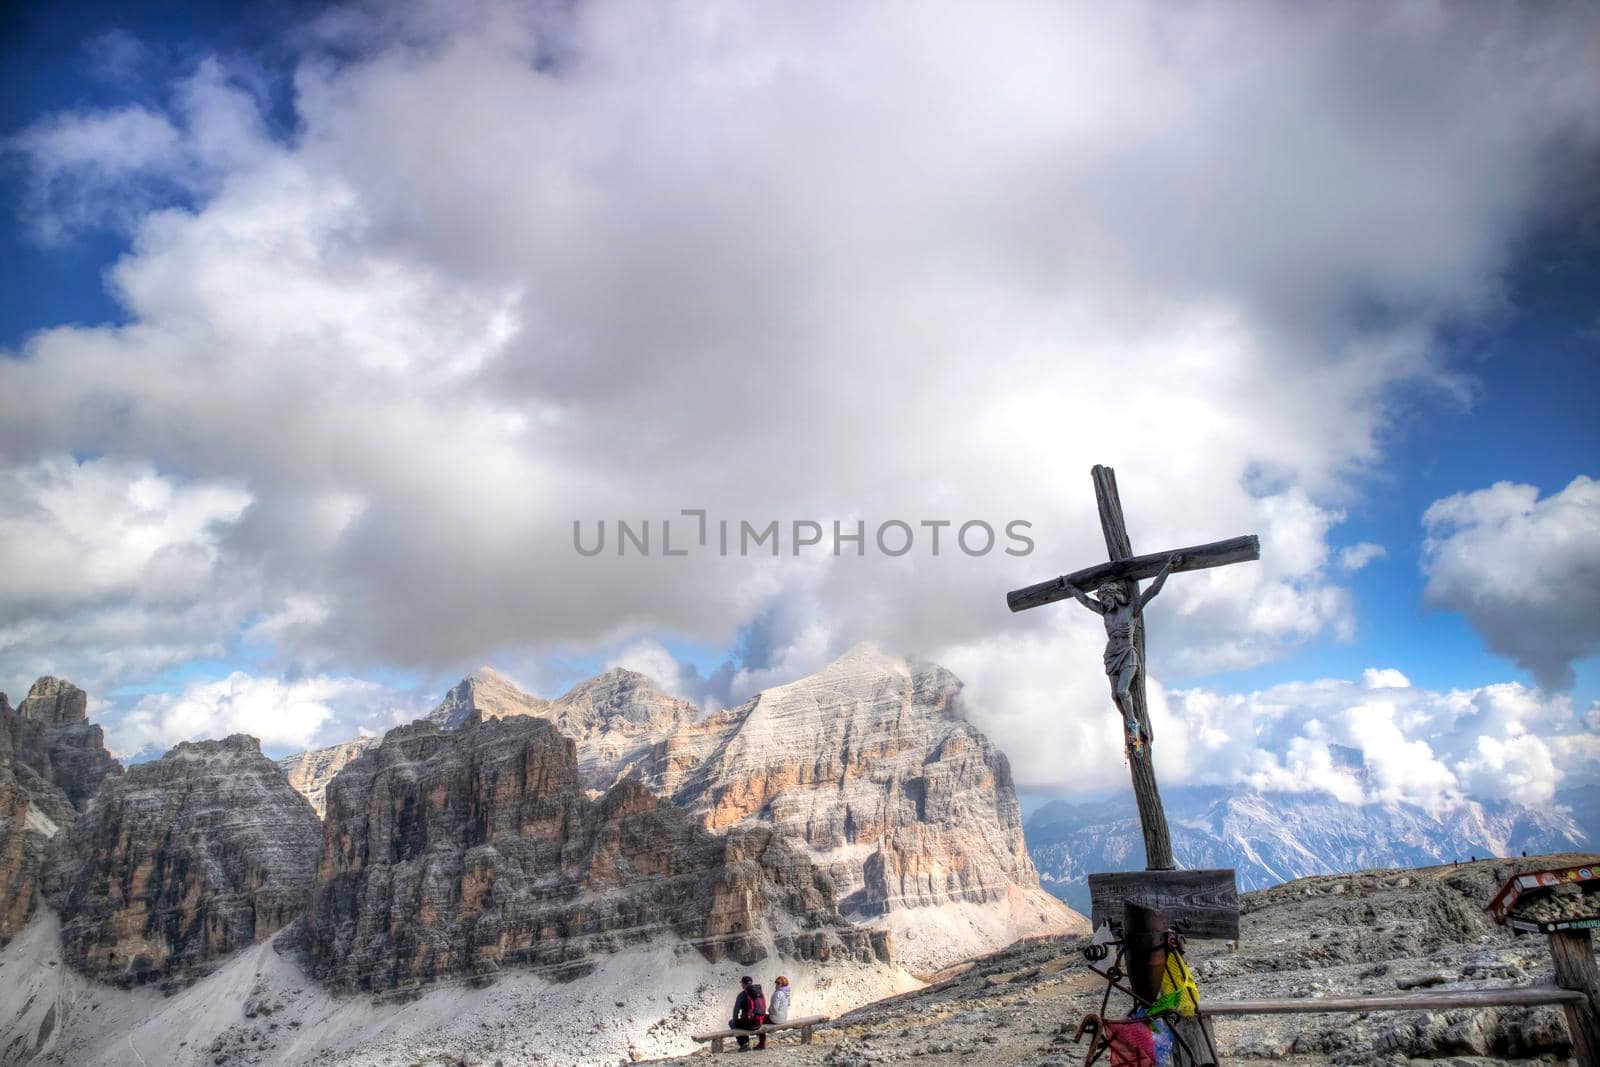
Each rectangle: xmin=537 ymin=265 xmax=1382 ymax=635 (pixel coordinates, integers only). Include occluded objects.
xmin=1550 ymin=929 xmax=1600 ymax=1067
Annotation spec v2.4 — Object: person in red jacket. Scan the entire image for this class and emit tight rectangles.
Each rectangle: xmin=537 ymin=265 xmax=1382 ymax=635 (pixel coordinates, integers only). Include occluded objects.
xmin=729 ymin=975 xmax=769 ymax=1051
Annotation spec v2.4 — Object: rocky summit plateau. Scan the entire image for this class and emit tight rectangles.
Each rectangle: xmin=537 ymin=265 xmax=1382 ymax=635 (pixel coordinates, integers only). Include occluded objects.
xmin=646 ymin=852 xmax=1600 ymax=1067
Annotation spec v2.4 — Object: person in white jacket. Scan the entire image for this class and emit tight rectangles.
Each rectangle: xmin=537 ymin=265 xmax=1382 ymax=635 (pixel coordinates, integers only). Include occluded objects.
xmin=768 ymin=976 xmax=791 ymax=1025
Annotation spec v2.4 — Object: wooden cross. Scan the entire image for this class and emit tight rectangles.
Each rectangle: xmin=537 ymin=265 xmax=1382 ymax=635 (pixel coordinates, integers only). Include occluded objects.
xmin=1006 ymin=464 xmax=1260 ymax=871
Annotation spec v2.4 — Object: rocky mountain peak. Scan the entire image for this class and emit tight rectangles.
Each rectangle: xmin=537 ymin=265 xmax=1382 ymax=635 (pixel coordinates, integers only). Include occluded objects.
xmin=551 ymin=667 xmax=697 ymax=733
xmin=427 ymin=666 xmax=550 ymax=730
xmin=16 ymin=676 xmax=88 ymax=726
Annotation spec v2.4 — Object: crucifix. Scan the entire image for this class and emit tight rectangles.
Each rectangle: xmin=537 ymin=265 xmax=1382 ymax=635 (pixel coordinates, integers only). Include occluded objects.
xmin=1006 ymin=464 xmax=1260 ymax=872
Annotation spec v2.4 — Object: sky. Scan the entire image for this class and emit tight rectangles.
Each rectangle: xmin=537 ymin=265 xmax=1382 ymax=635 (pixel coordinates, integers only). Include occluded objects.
xmin=1 ymin=1 xmax=1597 ymax=813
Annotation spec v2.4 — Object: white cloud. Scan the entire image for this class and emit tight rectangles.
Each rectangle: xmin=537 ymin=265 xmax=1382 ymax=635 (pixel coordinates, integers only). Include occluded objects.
xmin=0 ymin=3 xmax=1596 ymax=740
xmin=1422 ymin=476 xmax=1600 ymax=689
xmin=1457 ymin=733 xmax=1561 ymax=808
xmin=0 ymin=457 xmax=252 ymax=697
xmin=1362 ymin=667 xmax=1410 ymax=689
xmin=109 ymin=671 xmax=412 ymax=758
xmin=1339 ymin=542 xmax=1387 ymax=571
xmin=941 ymin=635 xmax=1591 ymax=807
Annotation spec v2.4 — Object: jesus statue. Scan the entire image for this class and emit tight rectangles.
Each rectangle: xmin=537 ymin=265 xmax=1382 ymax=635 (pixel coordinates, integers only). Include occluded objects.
xmin=1060 ymin=553 xmax=1177 ymax=754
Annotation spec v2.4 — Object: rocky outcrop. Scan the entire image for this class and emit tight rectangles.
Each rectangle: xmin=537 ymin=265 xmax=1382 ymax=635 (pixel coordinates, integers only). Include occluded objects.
xmin=9 ymin=677 xmax=121 ymax=810
xmin=16 ymin=676 xmax=88 ymax=726
xmin=309 ymin=716 xmax=884 ymax=993
xmin=0 ymin=678 xmax=121 ymax=945
xmin=277 ymin=735 xmax=380 ymax=818
xmin=46 ymin=734 xmax=322 ymax=987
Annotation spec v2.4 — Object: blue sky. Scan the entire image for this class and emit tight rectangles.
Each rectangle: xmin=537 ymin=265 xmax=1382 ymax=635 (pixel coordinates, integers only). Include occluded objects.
xmin=1 ymin=3 xmax=1596 ymax=805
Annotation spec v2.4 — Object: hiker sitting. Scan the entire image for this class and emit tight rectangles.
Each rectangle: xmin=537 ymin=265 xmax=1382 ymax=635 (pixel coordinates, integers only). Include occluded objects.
xmin=730 ymin=975 xmax=769 ymax=1051
xmin=768 ymin=976 xmax=791 ymax=1026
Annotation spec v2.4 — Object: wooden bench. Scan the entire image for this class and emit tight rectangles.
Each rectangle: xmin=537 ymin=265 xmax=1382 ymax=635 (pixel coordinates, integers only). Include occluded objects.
xmin=691 ymin=1015 xmax=829 ymax=1053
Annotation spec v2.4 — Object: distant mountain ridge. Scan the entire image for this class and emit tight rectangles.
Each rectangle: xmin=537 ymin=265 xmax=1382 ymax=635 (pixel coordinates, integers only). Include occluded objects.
xmin=1026 ymin=782 xmax=1592 ymax=913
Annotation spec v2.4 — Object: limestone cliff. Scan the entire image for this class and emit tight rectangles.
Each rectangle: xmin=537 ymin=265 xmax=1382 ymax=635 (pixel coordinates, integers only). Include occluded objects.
xmin=309 ymin=716 xmax=884 ymax=993
xmin=277 ymin=735 xmax=380 ymax=818
xmin=0 ymin=678 xmax=122 ymax=945
xmin=46 ymin=734 xmax=322 ymax=987
xmin=663 ymin=646 xmax=1072 ymax=929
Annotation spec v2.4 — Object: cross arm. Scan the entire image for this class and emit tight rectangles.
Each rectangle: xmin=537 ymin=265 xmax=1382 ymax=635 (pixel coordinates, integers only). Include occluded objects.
xmin=1006 ymin=534 xmax=1260 ymax=613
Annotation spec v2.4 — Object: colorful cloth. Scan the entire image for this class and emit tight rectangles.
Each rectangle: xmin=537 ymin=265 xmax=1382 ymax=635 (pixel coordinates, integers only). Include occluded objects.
xmin=1103 ymin=1019 xmax=1156 ymax=1066
xmin=1160 ymin=951 xmax=1201 ymax=1017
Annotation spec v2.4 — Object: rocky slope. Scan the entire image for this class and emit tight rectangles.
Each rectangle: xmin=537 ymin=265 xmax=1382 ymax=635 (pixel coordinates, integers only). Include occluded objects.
xmin=277 ymin=735 xmax=379 ymax=818
xmin=308 ymin=714 xmax=886 ymax=993
xmin=1028 ymin=784 xmax=1592 ymax=913
xmin=0 ymin=679 xmax=122 ymax=946
xmin=45 ymin=734 xmax=323 ymax=988
xmin=650 ymin=851 xmax=1600 ymax=1067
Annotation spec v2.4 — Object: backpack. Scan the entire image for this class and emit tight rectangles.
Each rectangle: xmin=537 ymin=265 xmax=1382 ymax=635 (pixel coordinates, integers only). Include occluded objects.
xmin=748 ymin=985 xmax=767 ymax=1020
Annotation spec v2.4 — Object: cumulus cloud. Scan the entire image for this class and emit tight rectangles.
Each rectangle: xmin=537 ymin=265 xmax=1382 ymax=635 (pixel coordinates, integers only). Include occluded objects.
xmin=1158 ymin=675 xmax=1583 ymax=808
xmin=1422 ymin=476 xmax=1600 ymax=689
xmin=0 ymin=456 xmax=252 ymax=696
xmin=1 ymin=3 xmax=1597 ymax=754
xmin=1362 ymin=667 xmax=1410 ymax=689
xmin=108 ymin=671 xmax=420 ymax=759
xmin=938 ymin=622 xmax=1593 ymax=804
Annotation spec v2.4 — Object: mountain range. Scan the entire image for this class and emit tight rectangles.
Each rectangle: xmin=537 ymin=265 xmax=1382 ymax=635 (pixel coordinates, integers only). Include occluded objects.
xmin=1026 ymin=779 xmax=1594 ymax=913
xmin=281 ymin=644 xmax=1081 ymax=973
xmin=0 ymin=645 xmax=1084 ymax=1063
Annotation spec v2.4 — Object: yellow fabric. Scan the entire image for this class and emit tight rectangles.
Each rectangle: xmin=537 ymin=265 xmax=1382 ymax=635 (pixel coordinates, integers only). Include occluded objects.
xmin=1160 ymin=952 xmax=1200 ymax=1017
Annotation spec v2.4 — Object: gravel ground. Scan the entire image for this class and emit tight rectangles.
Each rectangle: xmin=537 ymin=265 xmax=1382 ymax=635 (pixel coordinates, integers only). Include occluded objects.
xmin=644 ymin=853 xmax=1600 ymax=1067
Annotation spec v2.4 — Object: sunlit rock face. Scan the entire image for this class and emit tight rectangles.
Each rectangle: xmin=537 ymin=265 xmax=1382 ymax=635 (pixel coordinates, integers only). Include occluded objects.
xmin=662 ymin=645 xmax=1057 ymax=917
xmin=45 ymin=734 xmax=322 ymax=987
xmin=0 ymin=679 xmax=122 ymax=946
xmin=278 ymin=736 xmax=381 ymax=818
xmin=308 ymin=716 xmax=884 ymax=993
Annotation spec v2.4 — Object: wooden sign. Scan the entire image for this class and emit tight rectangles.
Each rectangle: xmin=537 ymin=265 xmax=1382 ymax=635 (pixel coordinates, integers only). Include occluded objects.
xmin=1089 ymin=868 xmax=1240 ymax=941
